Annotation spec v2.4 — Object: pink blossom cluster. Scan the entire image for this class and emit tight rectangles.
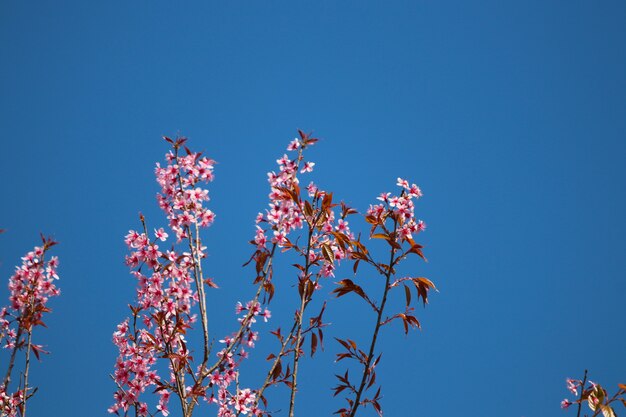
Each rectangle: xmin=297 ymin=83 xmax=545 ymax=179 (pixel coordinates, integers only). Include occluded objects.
xmin=254 ymin=137 xmax=354 ymax=278
xmin=566 ymin=378 xmax=579 ymax=396
xmin=111 ymin=141 xmax=218 ymax=415
xmin=258 ymin=149 xmax=308 ymax=247
xmin=124 ymin=229 xmax=198 ymax=314
xmin=369 ymin=177 xmax=426 ymax=241
xmin=1 ymin=241 xmax=59 ymax=417
xmin=0 ymin=245 xmax=60 ymax=349
xmin=109 ymin=319 xmax=159 ymax=416
xmin=205 ymin=301 xmax=269 ymax=417
xmin=0 ymin=387 xmax=23 ymax=417
xmin=155 ymin=139 xmax=216 ymax=241
xmin=560 ymin=378 xmax=581 ymax=409
xmin=111 ymin=140 xmax=272 ymax=417
xmin=560 ymin=398 xmax=572 ymax=409
xmin=120 ymin=230 xmax=198 ymax=415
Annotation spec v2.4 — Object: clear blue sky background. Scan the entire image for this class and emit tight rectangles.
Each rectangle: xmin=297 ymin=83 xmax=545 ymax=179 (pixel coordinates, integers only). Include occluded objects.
xmin=1 ymin=2 xmax=625 ymax=416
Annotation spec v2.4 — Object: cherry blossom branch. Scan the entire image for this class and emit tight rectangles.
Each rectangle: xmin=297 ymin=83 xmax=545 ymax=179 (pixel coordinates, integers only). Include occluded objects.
xmin=255 ymin=320 xmax=298 ymax=406
xmin=172 ymin=146 xmax=212 ymax=367
xmin=562 ymin=370 xmax=625 ymax=417
xmin=185 ymin=241 xmax=278 ymax=416
xmin=2 ymin=326 xmax=22 ymax=388
xmin=109 ymin=374 xmax=157 ymax=417
xmin=287 ymin=224 xmax=315 ymax=417
xmin=140 ymin=211 xmax=190 ymax=416
xmin=198 ymin=242 xmax=277 ymax=384
xmin=1 ymin=237 xmax=59 ymax=417
xmin=202 ymin=283 xmax=265 ymax=379
xmin=333 ymin=180 xmax=429 ymax=417
xmin=190 ymin=222 xmax=209 ymax=360
xmin=595 ymin=387 xmax=626 ymax=417
xmin=256 ymin=278 xmax=328 ymax=408
xmin=348 ymin=219 xmax=398 ymax=417
xmin=108 ymin=133 xmax=430 ymax=417
xmin=164 ymin=323 xmax=189 ymax=417
xmin=576 ymin=369 xmax=587 ymax=417
xmin=20 ymin=328 xmax=33 ymax=417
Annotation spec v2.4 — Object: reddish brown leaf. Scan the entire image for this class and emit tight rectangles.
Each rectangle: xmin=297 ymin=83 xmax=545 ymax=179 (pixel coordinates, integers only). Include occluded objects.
xmin=204 ymin=278 xmax=219 ymax=288
xmin=408 ymin=244 xmax=428 ymax=261
xmin=372 ymin=399 xmax=383 ymax=417
xmin=304 ymin=200 xmax=314 ymax=218
xmin=311 ymin=332 xmax=318 ymax=357
xmin=365 ymin=215 xmax=378 ymax=225
xmin=373 ymin=353 xmax=382 ymax=367
xmin=31 ymin=344 xmax=49 ymax=360
xmin=385 ymin=237 xmax=402 ymax=250
xmin=404 ymin=284 xmax=412 ymax=307
xmin=412 ymin=277 xmax=436 ymax=306
xmin=322 ymin=244 xmax=335 ymax=265
xmin=350 ymin=251 xmax=368 ymax=261
xmin=318 ymin=329 xmax=324 ymax=351
xmin=335 ymin=338 xmax=351 ymax=351
xmin=367 ymin=370 xmax=377 ymax=389
xmin=272 ymin=359 xmax=282 ymax=380
xmin=322 ymin=192 xmax=334 ymax=212
xmin=270 ymin=327 xmax=283 ymax=342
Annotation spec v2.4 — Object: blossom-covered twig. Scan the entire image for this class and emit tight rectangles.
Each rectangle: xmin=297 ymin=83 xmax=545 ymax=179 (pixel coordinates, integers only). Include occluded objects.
xmin=109 ymin=132 xmax=435 ymax=417
xmin=332 ymin=181 xmax=433 ymax=417
xmin=109 ymin=137 xmax=270 ymax=417
xmin=561 ymin=371 xmax=625 ymax=417
xmin=1 ymin=235 xmax=60 ymax=417
xmin=250 ymin=132 xmax=357 ymax=416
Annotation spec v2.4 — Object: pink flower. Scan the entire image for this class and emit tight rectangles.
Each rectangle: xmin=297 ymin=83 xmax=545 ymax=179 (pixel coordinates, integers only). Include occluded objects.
xmin=199 ymin=209 xmax=216 ymax=227
xmin=276 ymin=154 xmax=290 ymax=166
xmin=254 ymin=227 xmax=267 ymax=249
xmin=409 ymin=184 xmax=423 ymax=198
xmin=336 ymin=219 xmax=349 ymax=233
xmin=209 ymin=372 xmax=221 ymax=386
xmin=287 ymin=139 xmax=300 ymax=151
xmin=561 ymin=399 xmax=572 ymax=409
xmin=154 ymin=228 xmax=169 ymax=242
xmin=376 ymin=192 xmax=390 ymax=202
xmin=156 ymin=403 xmax=169 ymax=416
xmin=300 ymin=161 xmax=315 ymax=173
xmin=260 ymin=309 xmax=271 ymax=322
xmin=397 ymin=177 xmax=410 ymax=189
xmin=566 ymin=378 xmax=578 ymax=396
xmin=398 ymin=226 xmax=413 ymax=241
xmin=137 ymin=402 xmax=148 ymax=416
xmin=272 ymin=230 xmax=287 ymax=246
xmin=307 ymin=181 xmax=318 ymax=197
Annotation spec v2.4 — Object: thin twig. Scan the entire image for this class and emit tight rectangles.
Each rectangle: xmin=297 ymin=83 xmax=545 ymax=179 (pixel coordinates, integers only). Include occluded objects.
xmin=20 ymin=329 xmax=33 ymax=417
xmin=576 ymin=369 xmax=588 ymax=417
xmin=2 ymin=326 xmax=23 ymax=389
xmin=348 ymin=218 xmax=398 ymax=417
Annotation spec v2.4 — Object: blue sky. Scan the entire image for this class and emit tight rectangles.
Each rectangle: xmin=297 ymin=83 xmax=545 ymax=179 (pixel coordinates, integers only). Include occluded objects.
xmin=1 ymin=1 xmax=625 ymax=416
